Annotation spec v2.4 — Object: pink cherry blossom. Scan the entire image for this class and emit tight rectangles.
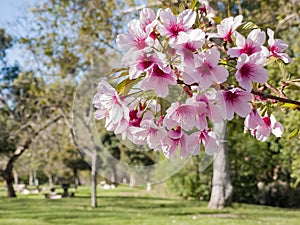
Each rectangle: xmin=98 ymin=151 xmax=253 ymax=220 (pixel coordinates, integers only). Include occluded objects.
xmin=182 ymin=47 xmax=229 ymax=89
xmin=253 ymin=114 xmax=284 ymax=142
xmin=186 ymin=92 xmax=222 ymax=130
xmin=198 ymin=2 xmax=207 ymax=15
xmin=235 ymin=53 xmax=268 ymax=91
xmin=129 ymin=109 xmax=142 ymax=127
xmin=140 ymin=8 xmax=157 ymax=32
xmin=140 ymin=64 xmax=177 ymax=97
xmin=145 ymin=124 xmax=167 ymax=150
xmin=124 ymin=51 xmax=167 ymax=80
xmin=116 ymin=19 xmax=154 ymax=51
xmin=172 ymin=29 xmax=206 ymax=66
xmin=244 ymin=109 xmax=264 ymax=131
xmin=189 ymin=130 xmax=220 ymax=155
xmin=106 ymin=118 xmax=129 ymax=139
xmin=129 ymin=52 xmax=157 ymax=79
xmin=161 ymin=126 xmax=189 ymax=158
xmin=218 ymin=88 xmax=253 ymax=120
xmin=157 ymin=8 xmax=196 ymax=44
xmin=164 ymin=102 xmax=197 ymax=131
xmin=267 ymin=29 xmax=292 ymax=63
xmin=195 ymin=91 xmax=222 ymax=123
xmin=244 ymin=110 xmax=284 ymax=142
xmin=186 ymin=96 xmax=208 ymax=131
xmin=198 ymin=0 xmax=216 ymax=18
xmin=93 ymin=81 xmax=130 ymax=135
xmin=228 ymin=29 xmax=266 ymax=57
xmin=129 ymin=112 xmax=167 ymax=149
xmin=216 ymin=15 xmax=243 ymax=43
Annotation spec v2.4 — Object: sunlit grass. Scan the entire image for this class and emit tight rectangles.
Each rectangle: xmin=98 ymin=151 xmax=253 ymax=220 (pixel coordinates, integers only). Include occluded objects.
xmin=0 ymin=184 xmax=299 ymax=225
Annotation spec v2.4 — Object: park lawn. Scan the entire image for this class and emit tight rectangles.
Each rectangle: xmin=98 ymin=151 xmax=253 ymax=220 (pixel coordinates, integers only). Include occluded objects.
xmin=0 ymin=185 xmax=299 ymax=225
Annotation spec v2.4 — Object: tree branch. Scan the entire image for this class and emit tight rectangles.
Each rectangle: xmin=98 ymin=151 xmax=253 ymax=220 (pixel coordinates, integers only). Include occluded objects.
xmin=6 ymin=115 xmax=63 ymax=169
xmin=251 ymin=90 xmax=300 ymax=108
xmin=275 ymin=13 xmax=298 ymax=32
xmin=0 ymin=95 xmax=14 ymax=117
xmin=265 ymin=82 xmax=287 ymax=98
xmin=9 ymin=123 xmax=34 ymax=139
xmin=58 ymin=108 xmax=79 ymax=150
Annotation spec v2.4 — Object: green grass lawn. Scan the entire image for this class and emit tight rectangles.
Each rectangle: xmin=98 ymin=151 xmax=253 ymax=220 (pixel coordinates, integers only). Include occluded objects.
xmin=0 ymin=184 xmax=299 ymax=225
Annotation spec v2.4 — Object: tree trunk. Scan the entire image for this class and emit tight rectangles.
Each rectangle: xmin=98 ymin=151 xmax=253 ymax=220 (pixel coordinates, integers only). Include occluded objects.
xmin=48 ymin=174 xmax=53 ymax=187
xmin=13 ymin=168 xmax=18 ymax=185
xmin=130 ymin=173 xmax=136 ymax=187
xmin=74 ymin=168 xmax=81 ymax=190
xmin=2 ymin=164 xmax=17 ymax=197
xmin=91 ymin=150 xmax=97 ymax=208
xmin=208 ymin=122 xmax=233 ymax=209
xmin=33 ymin=170 xmax=38 ymax=186
xmin=5 ymin=177 xmax=16 ymax=197
xmin=29 ymin=170 xmax=34 ymax=186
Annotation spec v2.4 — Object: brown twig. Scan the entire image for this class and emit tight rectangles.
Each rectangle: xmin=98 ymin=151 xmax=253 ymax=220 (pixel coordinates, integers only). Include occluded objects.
xmin=251 ymin=90 xmax=300 ymax=108
xmin=265 ymin=82 xmax=287 ymax=98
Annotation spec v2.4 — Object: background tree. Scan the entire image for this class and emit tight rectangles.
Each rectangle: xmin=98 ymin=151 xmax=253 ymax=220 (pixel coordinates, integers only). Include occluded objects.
xmin=0 ymin=62 xmax=62 ymax=197
xmin=21 ymin=0 xmax=133 ymax=78
xmin=62 ymin=143 xmax=91 ymax=188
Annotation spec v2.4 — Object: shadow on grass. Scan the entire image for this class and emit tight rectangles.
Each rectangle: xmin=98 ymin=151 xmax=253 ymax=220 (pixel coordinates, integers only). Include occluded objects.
xmin=74 ymin=195 xmax=171 ymax=201
xmin=0 ymin=194 xmax=221 ymax=218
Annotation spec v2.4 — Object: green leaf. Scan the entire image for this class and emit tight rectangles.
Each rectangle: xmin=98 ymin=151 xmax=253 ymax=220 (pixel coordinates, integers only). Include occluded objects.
xmin=265 ymin=56 xmax=277 ymax=66
xmin=212 ymin=17 xmax=223 ymax=24
xmin=281 ymin=103 xmax=299 ymax=110
xmin=266 ymin=105 xmax=274 ymax=117
xmin=179 ymin=1 xmax=186 ymax=12
xmin=288 ymin=128 xmax=299 ymax=140
xmin=260 ymin=106 xmax=267 ymax=117
xmin=115 ymin=78 xmax=140 ymax=96
xmin=237 ymin=22 xmax=259 ymax=36
xmin=104 ymin=67 xmax=128 ymax=77
xmin=293 ymin=177 xmax=300 ymax=188
xmin=190 ymin=0 xmax=198 ymax=9
xmin=238 ymin=22 xmax=259 ymax=30
xmin=110 ymin=71 xmax=129 ymax=80
xmin=277 ymin=60 xmax=288 ymax=79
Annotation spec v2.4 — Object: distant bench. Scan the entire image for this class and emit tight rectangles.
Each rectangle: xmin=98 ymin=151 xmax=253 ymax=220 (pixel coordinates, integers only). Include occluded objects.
xmin=44 ymin=184 xmax=75 ymax=199
xmin=13 ymin=184 xmax=40 ymax=194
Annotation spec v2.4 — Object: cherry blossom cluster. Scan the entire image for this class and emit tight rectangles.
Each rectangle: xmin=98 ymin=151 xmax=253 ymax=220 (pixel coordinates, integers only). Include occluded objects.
xmin=93 ymin=7 xmax=291 ymax=158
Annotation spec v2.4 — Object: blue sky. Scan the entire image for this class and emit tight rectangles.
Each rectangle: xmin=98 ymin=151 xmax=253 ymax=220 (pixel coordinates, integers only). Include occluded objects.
xmin=0 ymin=0 xmax=36 ymax=68
xmin=0 ymin=0 xmax=26 ymax=22
xmin=0 ymin=0 xmax=36 ymax=32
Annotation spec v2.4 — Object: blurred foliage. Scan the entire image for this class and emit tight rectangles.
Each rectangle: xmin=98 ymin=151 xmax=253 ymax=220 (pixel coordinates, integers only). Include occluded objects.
xmin=227 ymin=117 xmax=300 ymax=207
xmin=168 ymin=155 xmax=212 ymax=200
xmin=22 ymin=0 xmax=132 ymax=78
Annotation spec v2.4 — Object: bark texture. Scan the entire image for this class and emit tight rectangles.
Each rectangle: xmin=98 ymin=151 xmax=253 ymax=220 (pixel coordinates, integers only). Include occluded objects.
xmin=91 ymin=149 xmax=98 ymax=208
xmin=2 ymin=164 xmax=17 ymax=197
xmin=74 ymin=169 xmax=81 ymax=189
xmin=208 ymin=122 xmax=233 ymax=209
